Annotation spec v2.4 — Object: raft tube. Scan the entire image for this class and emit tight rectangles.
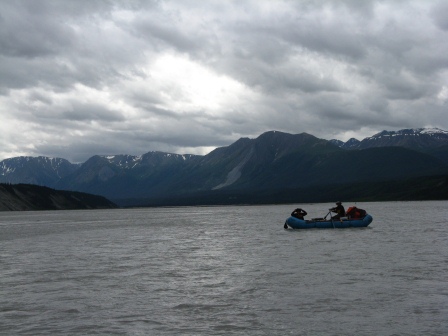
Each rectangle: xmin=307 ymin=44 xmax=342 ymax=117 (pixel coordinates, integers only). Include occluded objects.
xmin=285 ymin=214 xmax=373 ymax=229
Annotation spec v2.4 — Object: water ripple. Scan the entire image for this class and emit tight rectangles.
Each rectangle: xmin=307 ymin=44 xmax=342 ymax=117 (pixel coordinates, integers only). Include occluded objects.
xmin=1 ymin=202 xmax=448 ymax=335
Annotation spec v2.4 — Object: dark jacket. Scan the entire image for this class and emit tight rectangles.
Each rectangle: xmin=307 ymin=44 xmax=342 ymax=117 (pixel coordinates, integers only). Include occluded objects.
xmin=291 ymin=208 xmax=307 ymax=219
xmin=331 ymin=204 xmax=345 ymax=218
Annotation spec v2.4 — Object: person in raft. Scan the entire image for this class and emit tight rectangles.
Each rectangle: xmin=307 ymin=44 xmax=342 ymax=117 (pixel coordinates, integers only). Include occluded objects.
xmin=330 ymin=201 xmax=345 ymax=219
xmin=291 ymin=208 xmax=307 ymax=220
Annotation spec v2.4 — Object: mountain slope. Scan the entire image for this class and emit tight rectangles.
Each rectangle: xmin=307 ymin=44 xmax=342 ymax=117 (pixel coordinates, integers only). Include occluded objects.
xmin=359 ymin=128 xmax=448 ymax=149
xmin=110 ymin=131 xmax=448 ymax=204
xmin=130 ymin=174 xmax=448 ymax=207
xmin=424 ymin=145 xmax=448 ymax=165
xmin=0 ymin=183 xmax=117 ymax=211
xmin=0 ymin=156 xmax=79 ymax=187
xmin=216 ymin=142 xmax=447 ymax=191
xmin=159 ymin=131 xmax=341 ymax=194
xmin=56 ymin=152 xmax=199 ymax=199
xmin=332 ymin=127 xmax=448 ymax=165
xmin=333 ymin=128 xmax=448 ymax=150
xmin=222 ymin=131 xmax=341 ymax=190
xmin=1 ymin=128 xmax=448 ymax=205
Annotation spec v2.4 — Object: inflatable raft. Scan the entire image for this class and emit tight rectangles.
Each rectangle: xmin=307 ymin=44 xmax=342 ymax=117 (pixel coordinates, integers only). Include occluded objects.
xmin=284 ymin=214 xmax=373 ymax=229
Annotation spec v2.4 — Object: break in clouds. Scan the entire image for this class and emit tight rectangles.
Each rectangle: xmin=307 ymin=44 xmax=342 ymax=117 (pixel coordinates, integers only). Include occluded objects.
xmin=1 ymin=0 xmax=447 ymax=162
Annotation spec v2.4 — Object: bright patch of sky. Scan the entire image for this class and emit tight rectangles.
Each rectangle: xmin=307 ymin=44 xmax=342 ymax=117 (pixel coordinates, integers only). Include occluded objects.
xmin=1 ymin=0 xmax=448 ymax=162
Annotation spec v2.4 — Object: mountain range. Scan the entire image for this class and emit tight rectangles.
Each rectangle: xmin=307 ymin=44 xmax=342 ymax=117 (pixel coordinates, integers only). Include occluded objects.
xmin=330 ymin=128 xmax=448 ymax=151
xmin=1 ymin=128 xmax=448 ymax=206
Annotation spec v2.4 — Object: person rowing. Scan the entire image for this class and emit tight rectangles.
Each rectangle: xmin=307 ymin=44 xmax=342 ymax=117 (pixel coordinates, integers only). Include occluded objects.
xmin=330 ymin=201 xmax=345 ymax=220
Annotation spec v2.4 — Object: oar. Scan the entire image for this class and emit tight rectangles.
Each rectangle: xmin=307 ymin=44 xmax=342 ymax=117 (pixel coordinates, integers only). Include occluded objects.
xmin=327 ymin=209 xmax=335 ymax=229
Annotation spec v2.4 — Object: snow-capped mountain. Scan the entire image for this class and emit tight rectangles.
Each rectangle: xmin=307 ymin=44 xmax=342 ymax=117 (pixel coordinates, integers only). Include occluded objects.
xmin=329 ymin=139 xmax=344 ymax=147
xmin=333 ymin=128 xmax=448 ymax=150
xmin=97 ymin=152 xmax=198 ymax=169
xmin=52 ymin=151 xmax=201 ymax=197
xmin=1 ymin=127 xmax=448 ymax=205
xmin=329 ymin=138 xmax=361 ymax=149
xmin=343 ymin=138 xmax=361 ymax=149
xmin=0 ymin=156 xmax=79 ymax=186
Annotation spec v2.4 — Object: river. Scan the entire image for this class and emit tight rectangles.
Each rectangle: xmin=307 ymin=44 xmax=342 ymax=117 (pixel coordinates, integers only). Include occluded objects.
xmin=1 ymin=201 xmax=447 ymax=335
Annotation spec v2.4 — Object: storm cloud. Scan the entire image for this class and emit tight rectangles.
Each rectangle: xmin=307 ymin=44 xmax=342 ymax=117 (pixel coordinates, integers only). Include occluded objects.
xmin=1 ymin=0 xmax=447 ymax=162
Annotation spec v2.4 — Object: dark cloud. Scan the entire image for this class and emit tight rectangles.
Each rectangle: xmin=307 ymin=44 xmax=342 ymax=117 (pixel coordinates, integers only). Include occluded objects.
xmin=1 ymin=0 xmax=447 ymax=162
xmin=61 ymin=103 xmax=124 ymax=122
xmin=431 ymin=1 xmax=448 ymax=31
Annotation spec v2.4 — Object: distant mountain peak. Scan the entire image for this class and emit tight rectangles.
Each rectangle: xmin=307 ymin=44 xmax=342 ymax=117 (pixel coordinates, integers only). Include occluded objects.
xmin=343 ymin=138 xmax=361 ymax=149
xmin=370 ymin=127 xmax=448 ymax=138
xmin=0 ymin=156 xmax=79 ymax=186
xmin=2 ymin=127 xmax=448 ymax=205
xmin=331 ymin=127 xmax=448 ymax=150
xmin=420 ymin=127 xmax=448 ymax=135
xmin=359 ymin=127 xmax=448 ymax=149
xmin=98 ymin=154 xmax=143 ymax=169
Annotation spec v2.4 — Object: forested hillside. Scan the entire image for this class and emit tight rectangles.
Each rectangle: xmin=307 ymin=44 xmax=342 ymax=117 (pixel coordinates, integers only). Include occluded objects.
xmin=0 ymin=184 xmax=117 ymax=211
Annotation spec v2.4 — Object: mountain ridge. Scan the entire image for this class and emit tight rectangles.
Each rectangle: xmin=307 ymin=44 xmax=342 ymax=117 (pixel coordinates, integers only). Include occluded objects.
xmin=1 ymin=127 xmax=448 ymax=205
xmin=331 ymin=128 xmax=448 ymax=150
xmin=0 ymin=156 xmax=79 ymax=187
xmin=0 ymin=183 xmax=117 ymax=211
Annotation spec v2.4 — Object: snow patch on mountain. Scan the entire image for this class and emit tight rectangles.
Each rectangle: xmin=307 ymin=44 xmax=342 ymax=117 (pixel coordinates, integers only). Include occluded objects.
xmin=369 ymin=128 xmax=448 ymax=139
xmin=0 ymin=156 xmax=71 ymax=176
xmin=420 ymin=128 xmax=448 ymax=135
xmin=331 ymin=127 xmax=448 ymax=149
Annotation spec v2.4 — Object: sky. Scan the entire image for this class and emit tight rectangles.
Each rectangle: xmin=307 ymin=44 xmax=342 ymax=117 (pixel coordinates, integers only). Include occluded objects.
xmin=1 ymin=0 xmax=448 ymax=163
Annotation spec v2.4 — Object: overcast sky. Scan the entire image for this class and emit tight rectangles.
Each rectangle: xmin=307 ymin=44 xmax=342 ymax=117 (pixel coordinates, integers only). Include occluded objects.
xmin=1 ymin=0 xmax=447 ymax=162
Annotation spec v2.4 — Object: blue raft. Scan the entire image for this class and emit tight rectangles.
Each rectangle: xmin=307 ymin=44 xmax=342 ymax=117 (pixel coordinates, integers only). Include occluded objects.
xmin=285 ymin=214 xmax=373 ymax=229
